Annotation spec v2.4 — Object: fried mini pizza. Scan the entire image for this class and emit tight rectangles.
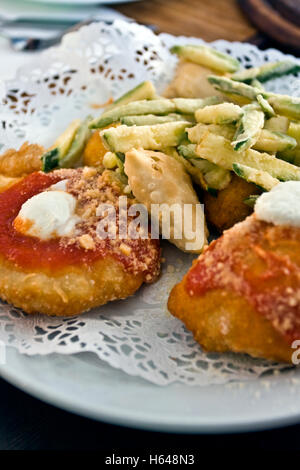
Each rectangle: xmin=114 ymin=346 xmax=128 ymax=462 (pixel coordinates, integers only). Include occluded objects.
xmin=168 ymin=183 xmax=300 ymax=363
xmin=0 ymin=168 xmax=160 ymax=316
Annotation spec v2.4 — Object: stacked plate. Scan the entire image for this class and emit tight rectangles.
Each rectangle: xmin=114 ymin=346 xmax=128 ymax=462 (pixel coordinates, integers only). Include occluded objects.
xmin=24 ymin=0 xmax=140 ymax=4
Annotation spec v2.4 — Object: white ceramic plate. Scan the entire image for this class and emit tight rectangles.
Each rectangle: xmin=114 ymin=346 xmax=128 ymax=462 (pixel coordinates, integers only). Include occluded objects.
xmin=1 ymin=20 xmax=300 ymax=434
xmin=0 ymin=347 xmax=300 ymax=433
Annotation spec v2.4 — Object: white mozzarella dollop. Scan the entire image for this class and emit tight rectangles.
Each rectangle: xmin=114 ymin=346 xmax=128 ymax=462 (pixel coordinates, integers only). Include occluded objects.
xmin=14 ymin=190 xmax=81 ymax=240
xmin=255 ymin=181 xmax=300 ymax=227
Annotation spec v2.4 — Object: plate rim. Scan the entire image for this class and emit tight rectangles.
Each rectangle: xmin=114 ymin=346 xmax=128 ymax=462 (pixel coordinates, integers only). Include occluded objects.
xmin=1 ymin=349 xmax=300 ymax=434
xmin=26 ymin=0 xmax=140 ymax=4
xmin=1 ymin=21 xmax=300 ymax=434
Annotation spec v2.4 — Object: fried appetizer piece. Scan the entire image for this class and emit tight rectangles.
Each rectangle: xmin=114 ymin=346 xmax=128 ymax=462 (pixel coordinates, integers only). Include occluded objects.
xmin=0 ymin=142 xmax=44 ymax=177
xmin=164 ymin=59 xmax=224 ymax=99
xmin=204 ymin=174 xmax=261 ymax=232
xmin=83 ymin=124 xmax=118 ymax=168
xmin=83 ymin=130 xmax=107 ymax=168
xmin=0 ymin=168 xmax=160 ymax=316
xmin=125 ymin=148 xmax=207 ymax=253
xmin=168 ymin=214 xmax=300 ymax=363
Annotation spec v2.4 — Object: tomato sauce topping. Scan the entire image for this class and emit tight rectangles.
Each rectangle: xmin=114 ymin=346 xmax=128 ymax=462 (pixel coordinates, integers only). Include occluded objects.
xmin=0 ymin=170 xmax=160 ymax=280
xmin=185 ymin=216 xmax=300 ymax=343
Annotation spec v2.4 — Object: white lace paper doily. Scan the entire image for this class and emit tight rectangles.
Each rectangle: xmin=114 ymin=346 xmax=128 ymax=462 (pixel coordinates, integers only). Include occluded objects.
xmin=0 ymin=20 xmax=299 ymax=386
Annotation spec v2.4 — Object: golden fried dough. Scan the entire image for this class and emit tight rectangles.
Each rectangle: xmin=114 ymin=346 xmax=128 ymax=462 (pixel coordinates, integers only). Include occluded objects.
xmin=125 ymin=148 xmax=207 ymax=253
xmin=163 ymin=59 xmax=224 ymax=99
xmin=168 ymin=215 xmax=300 ymax=363
xmin=83 ymin=130 xmax=106 ymax=168
xmin=0 ymin=255 xmax=145 ymax=316
xmin=168 ymin=283 xmax=291 ymax=363
xmin=204 ymin=174 xmax=261 ymax=231
xmin=0 ymin=168 xmax=161 ymax=316
xmin=0 ymin=142 xmax=43 ymax=177
xmin=83 ymin=124 xmax=118 ymax=168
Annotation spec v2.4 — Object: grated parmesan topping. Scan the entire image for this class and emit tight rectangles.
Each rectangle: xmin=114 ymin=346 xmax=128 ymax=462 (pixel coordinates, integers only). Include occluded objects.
xmin=53 ymin=168 xmax=161 ymax=282
xmin=186 ymin=215 xmax=300 ymax=344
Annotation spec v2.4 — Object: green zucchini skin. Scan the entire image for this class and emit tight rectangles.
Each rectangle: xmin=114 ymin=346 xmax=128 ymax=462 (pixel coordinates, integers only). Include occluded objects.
xmin=178 ymin=144 xmax=231 ymax=190
xmin=187 ymin=121 xmax=296 ymax=153
xmin=60 ymin=116 xmax=92 ymax=168
xmin=208 ymin=75 xmax=260 ymax=100
xmin=265 ymin=93 xmax=300 ymax=121
xmin=41 ymin=117 xmax=92 ymax=172
xmin=101 ymin=121 xmax=191 ymax=153
xmin=208 ymin=75 xmax=300 ymax=120
xmin=256 ymin=94 xmax=275 ymax=118
xmin=172 ymin=96 xmax=221 ymax=114
xmin=90 ymin=99 xmax=177 ymax=129
xmin=251 ymin=79 xmax=265 ymax=91
xmin=254 ymin=130 xmax=297 ymax=153
xmin=170 ymin=44 xmax=240 ymax=73
xmin=41 ymin=148 xmax=59 ymax=173
xmin=110 ymin=81 xmax=156 ymax=109
xmin=91 ymin=96 xmax=221 ymax=129
xmin=232 ymin=105 xmax=265 ymax=152
xmin=231 ymin=61 xmax=300 ymax=84
xmin=197 ymin=132 xmax=300 ymax=182
xmin=120 ymin=113 xmax=194 ymax=126
xmin=232 ymin=162 xmax=279 ymax=191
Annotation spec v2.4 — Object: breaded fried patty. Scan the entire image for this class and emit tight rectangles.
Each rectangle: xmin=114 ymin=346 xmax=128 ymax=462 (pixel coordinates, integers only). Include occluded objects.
xmin=0 ymin=255 xmax=147 ymax=317
xmin=168 ymin=214 xmax=300 ymax=363
xmin=0 ymin=168 xmax=160 ymax=316
xmin=203 ymin=174 xmax=261 ymax=232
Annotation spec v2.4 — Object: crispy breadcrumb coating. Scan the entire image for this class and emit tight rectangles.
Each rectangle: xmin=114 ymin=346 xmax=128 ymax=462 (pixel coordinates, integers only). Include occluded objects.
xmin=0 ymin=255 xmax=146 ymax=316
xmin=0 ymin=168 xmax=161 ymax=316
xmin=0 ymin=142 xmax=43 ymax=177
xmin=204 ymin=174 xmax=261 ymax=232
xmin=168 ymin=214 xmax=300 ymax=363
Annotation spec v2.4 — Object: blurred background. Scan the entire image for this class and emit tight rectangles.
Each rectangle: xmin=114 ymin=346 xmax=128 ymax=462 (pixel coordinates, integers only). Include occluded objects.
xmin=0 ymin=0 xmax=299 ymax=81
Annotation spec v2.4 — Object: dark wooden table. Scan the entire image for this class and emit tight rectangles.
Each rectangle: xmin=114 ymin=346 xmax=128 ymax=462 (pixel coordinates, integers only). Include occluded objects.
xmin=116 ymin=0 xmax=300 ymax=54
xmin=1 ymin=0 xmax=300 ymax=451
xmin=116 ymin=0 xmax=256 ymax=41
